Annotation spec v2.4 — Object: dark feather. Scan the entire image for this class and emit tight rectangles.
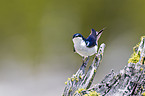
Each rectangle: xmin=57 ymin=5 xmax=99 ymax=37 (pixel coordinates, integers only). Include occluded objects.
xmin=85 ymin=29 xmax=97 ymax=47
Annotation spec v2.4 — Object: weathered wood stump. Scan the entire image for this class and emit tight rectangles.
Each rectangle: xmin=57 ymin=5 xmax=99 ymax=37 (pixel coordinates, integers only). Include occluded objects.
xmin=63 ymin=36 xmax=145 ymax=96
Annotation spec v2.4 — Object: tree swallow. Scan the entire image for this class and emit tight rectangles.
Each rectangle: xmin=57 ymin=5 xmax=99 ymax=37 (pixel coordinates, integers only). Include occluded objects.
xmin=72 ymin=28 xmax=103 ymax=63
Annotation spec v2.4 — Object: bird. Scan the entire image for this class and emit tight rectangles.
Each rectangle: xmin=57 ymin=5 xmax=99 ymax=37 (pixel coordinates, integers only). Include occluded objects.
xmin=72 ymin=28 xmax=103 ymax=65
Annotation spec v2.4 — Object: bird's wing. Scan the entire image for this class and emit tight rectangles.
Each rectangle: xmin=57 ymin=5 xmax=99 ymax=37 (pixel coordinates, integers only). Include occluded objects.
xmin=89 ymin=28 xmax=97 ymax=38
xmin=86 ymin=29 xmax=97 ymax=47
xmin=86 ymin=28 xmax=104 ymax=47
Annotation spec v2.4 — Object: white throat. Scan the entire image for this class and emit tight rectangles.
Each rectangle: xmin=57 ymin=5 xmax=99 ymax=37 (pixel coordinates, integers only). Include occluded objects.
xmin=72 ymin=37 xmax=97 ymax=57
xmin=73 ymin=37 xmax=84 ymax=45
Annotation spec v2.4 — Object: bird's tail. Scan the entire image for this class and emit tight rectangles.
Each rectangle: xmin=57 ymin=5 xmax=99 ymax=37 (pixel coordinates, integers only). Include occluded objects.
xmin=96 ymin=28 xmax=105 ymax=42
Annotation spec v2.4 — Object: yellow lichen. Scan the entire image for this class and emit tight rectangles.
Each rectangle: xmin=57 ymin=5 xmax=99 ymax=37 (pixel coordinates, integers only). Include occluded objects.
xmin=74 ymin=89 xmax=100 ymax=96
xmin=69 ymin=89 xmax=72 ymax=93
xmin=89 ymin=91 xmax=100 ymax=96
xmin=68 ymin=78 xmax=71 ymax=81
xmin=75 ymin=77 xmax=79 ymax=82
xmin=79 ymin=75 xmax=82 ymax=79
xmin=142 ymin=92 xmax=145 ymax=96
xmin=71 ymin=78 xmax=74 ymax=81
xmin=94 ymin=69 xmax=97 ymax=73
xmin=83 ymin=91 xmax=100 ymax=96
xmin=128 ymin=52 xmax=140 ymax=64
xmin=141 ymin=36 xmax=145 ymax=41
xmin=133 ymin=43 xmax=139 ymax=52
xmin=140 ymin=67 xmax=143 ymax=71
xmin=73 ymin=74 xmax=76 ymax=77
xmin=65 ymin=81 xmax=67 ymax=85
xmin=141 ymin=85 xmax=143 ymax=89
xmin=141 ymin=57 xmax=145 ymax=65
xmin=74 ymin=88 xmax=85 ymax=95
xmin=129 ymin=36 xmax=145 ymax=64
xmin=78 ymin=88 xmax=85 ymax=93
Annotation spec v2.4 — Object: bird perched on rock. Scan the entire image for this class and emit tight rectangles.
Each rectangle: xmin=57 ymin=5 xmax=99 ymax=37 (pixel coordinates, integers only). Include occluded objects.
xmin=72 ymin=28 xmax=103 ymax=65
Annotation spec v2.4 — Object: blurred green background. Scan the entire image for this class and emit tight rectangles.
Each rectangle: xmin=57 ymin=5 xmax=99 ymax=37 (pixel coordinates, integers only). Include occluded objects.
xmin=0 ymin=0 xmax=145 ymax=96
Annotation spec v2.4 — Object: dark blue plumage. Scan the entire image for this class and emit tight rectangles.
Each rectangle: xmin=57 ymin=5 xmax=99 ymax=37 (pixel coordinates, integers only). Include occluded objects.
xmin=85 ymin=29 xmax=97 ymax=47
xmin=72 ymin=28 xmax=103 ymax=52
xmin=72 ymin=28 xmax=104 ymax=61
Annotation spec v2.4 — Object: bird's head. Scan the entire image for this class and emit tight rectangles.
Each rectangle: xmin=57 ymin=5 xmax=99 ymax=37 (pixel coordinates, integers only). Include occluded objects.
xmin=73 ymin=33 xmax=83 ymax=39
xmin=72 ymin=33 xmax=85 ymax=44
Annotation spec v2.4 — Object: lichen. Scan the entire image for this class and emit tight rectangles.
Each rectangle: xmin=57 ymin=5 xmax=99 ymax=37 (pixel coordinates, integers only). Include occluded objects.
xmin=128 ymin=52 xmax=140 ymax=64
xmin=77 ymin=88 xmax=85 ymax=93
xmin=140 ymin=67 xmax=143 ymax=71
xmin=141 ymin=85 xmax=143 ymax=89
xmin=141 ymin=36 xmax=145 ymax=41
xmin=133 ymin=43 xmax=139 ymax=52
xmin=141 ymin=57 xmax=145 ymax=65
xmin=128 ymin=41 xmax=140 ymax=64
xmin=74 ymin=88 xmax=86 ymax=95
xmin=71 ymin=78 xmax=74 ymax=81
xmin=74 ymin=89 xmax=100 ymax=96
xmin=84 ymin=91 xmax=100 ymax=96
xmin=65 ymin=81 xmax=67 ymax=85
xmin=69 ymin=89 xmax=72 ymax=93
xmin=142 ymin=92 xmax=145 ymax=96
xmin=94 ymin=69 xmax=96 ymax=73
xmin=79 ymin=75 xmax=82 ymax=79
xmin=68 ymin=78 xmax=71 ymax=81
xmin=75 ymin=77 xmax=79 ymax=82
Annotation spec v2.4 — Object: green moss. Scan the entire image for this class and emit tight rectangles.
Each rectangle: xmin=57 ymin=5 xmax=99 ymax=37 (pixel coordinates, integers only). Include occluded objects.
xmin=128 ymin=52 xmax=140 ymax=64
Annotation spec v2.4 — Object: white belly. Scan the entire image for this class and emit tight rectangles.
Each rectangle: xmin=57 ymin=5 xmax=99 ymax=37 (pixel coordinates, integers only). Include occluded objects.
xmin=73 ymin=37 xmax=97 ymax=57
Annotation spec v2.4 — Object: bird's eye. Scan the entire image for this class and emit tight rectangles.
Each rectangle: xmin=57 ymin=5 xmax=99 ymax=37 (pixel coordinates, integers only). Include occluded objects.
xmin=76 ymin=34 xmax=79 ymax=37
xmin=76 ymin=34 xmax=81 ymax=37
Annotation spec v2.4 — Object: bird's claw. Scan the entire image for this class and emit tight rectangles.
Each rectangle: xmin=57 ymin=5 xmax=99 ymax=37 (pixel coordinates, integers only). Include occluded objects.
xmin=80 ymin=57 xmax=90 ymax=69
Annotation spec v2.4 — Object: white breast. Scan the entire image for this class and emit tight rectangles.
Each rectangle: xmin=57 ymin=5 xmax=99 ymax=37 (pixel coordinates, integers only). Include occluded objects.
xmin=72 ymin=37 xmax=97 ymax=57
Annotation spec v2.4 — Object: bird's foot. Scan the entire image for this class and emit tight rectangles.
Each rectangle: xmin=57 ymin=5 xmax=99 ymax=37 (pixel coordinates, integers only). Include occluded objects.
xmin=80 ymin=57 xmax=90 ymax=69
